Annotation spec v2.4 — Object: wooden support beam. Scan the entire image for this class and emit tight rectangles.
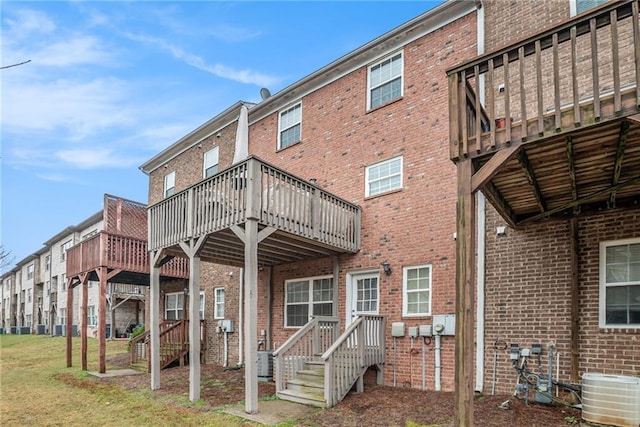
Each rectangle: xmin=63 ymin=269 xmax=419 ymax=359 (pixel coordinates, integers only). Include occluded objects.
xmin=566 ymin=137 xmax=579 ymax=214
xmin=609 ymin=121 xmax=630 ymax=207
xmin=65 ymin=276 xmax=74 ymax=368
xmin=516 ymin=150 xmax=546 ymax=213
xmin=481 ymin=182 xmax=518 ymax=229
xmin=569 ymin=218 xmax=580 ymax=383
xmin=455 ymin=160 xmax=475 ymax=427
xmin=520 ymin=175 xmax=640 ymax=225
xmin=80 ymin=273 xmax=89 ymax=371
xmin=471 ymin=144 xmax=521 ymax=193
xmin=150 ymin=250 xmax=162 ymax=391
xmin=97 ymin=267 xmax=107 ymax=374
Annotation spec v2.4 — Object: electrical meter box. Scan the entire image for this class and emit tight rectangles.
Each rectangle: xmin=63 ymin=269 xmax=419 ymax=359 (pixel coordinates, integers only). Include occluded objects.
xmin=419 ymin=325 xmax=433 ymax=337
xmin=432 ymin=314 xmax=455 ymax=336
xmin=408 ymin=326 xmax=419 ymax=338
xmin=217 ymin=319 xmax=234 ymax=333
xmin=391 ymin=322 xmax=405 ymax=337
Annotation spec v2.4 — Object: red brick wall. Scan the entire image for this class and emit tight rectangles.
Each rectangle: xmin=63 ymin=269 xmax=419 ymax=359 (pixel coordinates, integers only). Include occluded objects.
xmin=484 ymin=205 xmax=640 ymax=394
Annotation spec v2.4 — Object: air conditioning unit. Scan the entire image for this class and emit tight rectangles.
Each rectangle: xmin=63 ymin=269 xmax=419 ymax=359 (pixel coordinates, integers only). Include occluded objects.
xmin=53 ymin=324 xmax=63 ymax=336
xmin=582 ymin=373 xmax=640 ymax=427
xmin=257 ymin=350 xmax=274 ymax=382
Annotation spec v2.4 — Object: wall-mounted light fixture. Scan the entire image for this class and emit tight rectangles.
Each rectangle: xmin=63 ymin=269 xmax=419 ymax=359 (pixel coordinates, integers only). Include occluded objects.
xmin=309 ymin=178 xmax=317 ymax=185
xmin=496 ymin=226 xmax=507 ymax=237
xmin=381 ymin=261 xmax=392 ymax=276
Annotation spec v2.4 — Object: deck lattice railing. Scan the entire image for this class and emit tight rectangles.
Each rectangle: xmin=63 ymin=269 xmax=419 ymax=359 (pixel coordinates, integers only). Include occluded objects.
xmin=448 ymin=0 xmax=640 ymax=160
xmin=322 ymin=315 xmax=386 ymax=407
xmin=273 ymin=317 xmax=340 ymax=394
xmin=148 ymin=157 xmax=361 ymax=253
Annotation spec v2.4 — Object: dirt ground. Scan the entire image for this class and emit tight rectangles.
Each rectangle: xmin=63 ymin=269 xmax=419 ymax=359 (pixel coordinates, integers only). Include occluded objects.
xmin=103 ymin=353 xmax=581 ymax=426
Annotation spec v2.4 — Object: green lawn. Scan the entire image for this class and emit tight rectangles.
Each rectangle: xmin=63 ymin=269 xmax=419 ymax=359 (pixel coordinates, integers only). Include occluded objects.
xmin=0 ymin=335 xmax=253 ymax=426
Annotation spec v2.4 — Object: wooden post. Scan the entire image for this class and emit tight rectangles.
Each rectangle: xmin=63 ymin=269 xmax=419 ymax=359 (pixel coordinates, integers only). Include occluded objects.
xmin=455 ymin=159 xmax=475 ymax=427
xmin=188 ymin=254 xmax=201 ymax=402
xmin=81 ymin=275 xmax=88 ymax=371
xmin=65 ymin=277 xmax=73 ymax=368
xmin=569 ymin=218 xmax=580 ymax=383
xmin=244 ymin=218 xmax=259 ymax=414
xmin=150 ymin=252 xmax=161 ymax=390
xmin=98 ymin=267 xmax=107 ymax=373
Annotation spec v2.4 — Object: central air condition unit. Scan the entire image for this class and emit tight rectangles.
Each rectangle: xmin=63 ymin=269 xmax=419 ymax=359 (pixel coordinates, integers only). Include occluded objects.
xmin=53 ymin=324 xmax=63 ymax=336
xmin=582 ymin=373 xmax=640 ymax=427
xmin=257 ymin=350 xmax=274 ymax=382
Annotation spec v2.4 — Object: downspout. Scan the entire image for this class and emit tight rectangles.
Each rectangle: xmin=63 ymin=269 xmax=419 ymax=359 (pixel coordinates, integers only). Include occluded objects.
xmin=238 ymin=267 xmax=244 ymax=365
xmin=267 ymin=266 xmax=273 ymax=350
xmin=475 ymin=0 xmax=486 ymax=394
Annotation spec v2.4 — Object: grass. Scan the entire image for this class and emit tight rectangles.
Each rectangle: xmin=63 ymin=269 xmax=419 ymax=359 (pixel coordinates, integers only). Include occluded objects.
xmin=0 ymin=335 xmax=255 ymax=426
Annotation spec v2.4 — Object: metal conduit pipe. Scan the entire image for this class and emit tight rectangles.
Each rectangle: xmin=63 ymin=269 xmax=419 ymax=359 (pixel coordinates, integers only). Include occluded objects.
xmin=434 ymin=331 xmax=442 ymax=391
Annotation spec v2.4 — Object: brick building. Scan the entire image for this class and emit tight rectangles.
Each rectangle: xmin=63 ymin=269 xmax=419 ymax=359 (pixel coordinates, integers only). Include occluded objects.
xmin=140 ymin=0 xmax=479 ymax=411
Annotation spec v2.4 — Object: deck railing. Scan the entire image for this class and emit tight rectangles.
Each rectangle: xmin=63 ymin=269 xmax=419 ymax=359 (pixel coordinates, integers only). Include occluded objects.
xmin=148 ymin=157 xmax=361 ymax=253
xmin=448 ymin=0 xmax=640 ymax=161
xmin=322 ymin=315 xmax=386 ymax=407
xmin=66 ymin=232 xmax=189 ymax=278
xmin=108 ymin=283 xmax=144 ymax=296
xmin=273 ymin=316 xmax=340 ymax=394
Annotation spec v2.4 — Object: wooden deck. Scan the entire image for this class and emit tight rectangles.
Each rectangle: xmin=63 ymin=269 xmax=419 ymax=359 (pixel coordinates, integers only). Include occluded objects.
xmin=148 ymin=156 xmax=361 ymax=265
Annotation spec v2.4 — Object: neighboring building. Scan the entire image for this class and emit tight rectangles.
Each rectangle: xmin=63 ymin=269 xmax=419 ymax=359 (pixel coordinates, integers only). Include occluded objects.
xmin=447 ymin=0 xmax=639 ymax=423
xmin=141 ymin=0 xmax=480 ymax=410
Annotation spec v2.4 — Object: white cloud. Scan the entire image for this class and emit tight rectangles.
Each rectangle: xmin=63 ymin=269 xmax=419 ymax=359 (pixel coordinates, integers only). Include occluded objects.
xmin=2 ymin=9 xmax=56 ymax=39
xmin=55 ymin=148 xmax=143 ymax=169
xmin=37 ymin=36 xmax=116 ymax=67
xmin=124 ymin=32 xmax=279 ymax=87
xmin=35 ymin=172 xmax=74 ymax=183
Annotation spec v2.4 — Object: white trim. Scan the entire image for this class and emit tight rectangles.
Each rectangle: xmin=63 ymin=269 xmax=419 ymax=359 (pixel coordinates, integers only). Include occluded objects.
xmin=284 ymin=274 xmax=334 ymax=328
xmin=346 ymin=270 xmax=380 ymax=326
xmin=402 ymin=264 xmax=432 ymax=317
xmin=214 ymin=287 xmax=225 ymax=319
xmin=569 ymin=0 xmax=578 ymax=16
xmin=365 ymin=156 xmax=403 ymax=197
xmin=599 ymin=237 xmax=640 ymax=329
xmin=203 ymin=147 xmax=219 ymax=179
xmin=367 ymin=50 xmax=404 ymax=110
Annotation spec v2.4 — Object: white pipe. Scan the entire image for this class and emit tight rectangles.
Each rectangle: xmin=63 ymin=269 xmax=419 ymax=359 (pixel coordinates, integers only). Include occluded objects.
xmin=393 ymin=336 xmax=397 ymax=387
xmin=435 ymin=333 xmax=442 ymax=391
xmin=475 ymin=0 xmax=487 ymax=394
xmin=238 ymin=267 xmax=243 ymax=365
xmin=224 ymin=330 xmax=229 ymax=367
xmin=476 ymin=191 xmax=486 ymax=392
xmin=422 ymin=338 xmax=426 ymax=391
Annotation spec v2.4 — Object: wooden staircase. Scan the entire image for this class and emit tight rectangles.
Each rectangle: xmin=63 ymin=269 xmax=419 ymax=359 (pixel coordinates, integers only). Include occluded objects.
xmin=274 ymin=315 xmax=386 ymax=408
xmin=130 ymin=319 xmax=206 ymax=372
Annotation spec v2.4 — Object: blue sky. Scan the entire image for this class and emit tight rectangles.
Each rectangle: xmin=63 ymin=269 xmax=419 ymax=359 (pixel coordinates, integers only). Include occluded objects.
xmin=1 ymin=0 xmax=439 ymax=268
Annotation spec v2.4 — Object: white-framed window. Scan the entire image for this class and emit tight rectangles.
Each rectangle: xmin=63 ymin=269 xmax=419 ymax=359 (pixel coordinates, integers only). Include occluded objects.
xmin=203 ymin=147 xmax=219 ymax=178
xmin=82 ymin=229 xmax=98 ymax=240
xmin=278 ymin=103 xmax=302 ymax=150
xmin=61 ymin=274 xmax=66 ymax=291
xmin=214 ymin=288 xmax=225 ymax=319
xmin=46 ymin=281 xmax=51 ymax=294
xmin=61 ymin=240 xmax=72 ymax=261
xmin=600 ymin=238 xmax=640 ymax=328
xmin=570 ymin=0 xmax=609 ymax=16
xmin=87 ymin=305 xmax=97 ymax=326
xmin=402 ymin=265 xmax=432 ymax=316
xmin=285 ymin=276 xmax=333 ymax=328
xmin=368 ymin=51 xmax=403 ymax=110
xmin=365 ymin=156 xmax=403 ymax=197
xmin=27 ymin=289 xmax=32 ymax=303
xmin=164 ymin=171 xmax=176 ymax=198
xmin=25 ymin=314 xmax=32 ymax=327
xmin=59 ymin=308 xmax=66 ymax=325
xmin=165 ymin=291 xmax=205 ymax=320
xmin=27 ymin=264 xmax=34 ymax=280
xmin=45 ymin=255 xmax=51 ymax=271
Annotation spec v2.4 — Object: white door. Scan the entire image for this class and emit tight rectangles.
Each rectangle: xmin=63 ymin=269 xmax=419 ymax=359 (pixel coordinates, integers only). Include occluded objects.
xmin=347 ymin=272 xmax=380 ymax=326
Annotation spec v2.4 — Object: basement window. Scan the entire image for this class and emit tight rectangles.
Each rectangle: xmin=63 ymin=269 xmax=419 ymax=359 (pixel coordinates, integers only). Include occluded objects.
xmin=600 ymin=238 xmax=640 ymax=328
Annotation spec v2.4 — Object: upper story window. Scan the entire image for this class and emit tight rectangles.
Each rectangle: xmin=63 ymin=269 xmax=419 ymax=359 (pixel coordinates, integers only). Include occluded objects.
xmin=365 ymin=156 xmax=403 ymax=197
xmin=27 ymin=289 xmax=32 ymax=303
xmin=214 ymin=288 xmax=225 ymax=319
xmin=164 ymin=171 xmax=176 ymax=198
xmin=402 ymin=265 xmax=432 ymax=317
xmin=61 ymin=240 xmax=72 ymax=261
xmin=600 ymin=238 xmax=640 ymax=328
xmin=278 ymin=103 xmax=302 ymax=150
xmin=45 ymin=255 xmax=51 ymax=271
xmin=27 ymin=264 xmax=34 ymax=280
xmin=570 ymin=0 xmax=609 ymax=16
xmin=82 ymin=230 xmax=97 ymax=240
xmin=203 ymin=147 xmax=219 ymax=178
xmin=285 ymin=276 xmax=333 ymax=328
xmin=368 ymin=52 xmax=403 ymax=110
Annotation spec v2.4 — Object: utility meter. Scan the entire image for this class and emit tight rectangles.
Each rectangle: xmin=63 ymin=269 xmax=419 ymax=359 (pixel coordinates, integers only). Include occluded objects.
xmin=434 ymin=323 xmax=445 ymax=334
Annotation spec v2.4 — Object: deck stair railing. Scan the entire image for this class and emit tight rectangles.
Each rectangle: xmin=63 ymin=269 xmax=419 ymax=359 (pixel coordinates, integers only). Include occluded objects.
xmin=130 ymin=319 xmax=206 ymax=371
xmin=274 ymin=315 xmax=385 ymax=407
